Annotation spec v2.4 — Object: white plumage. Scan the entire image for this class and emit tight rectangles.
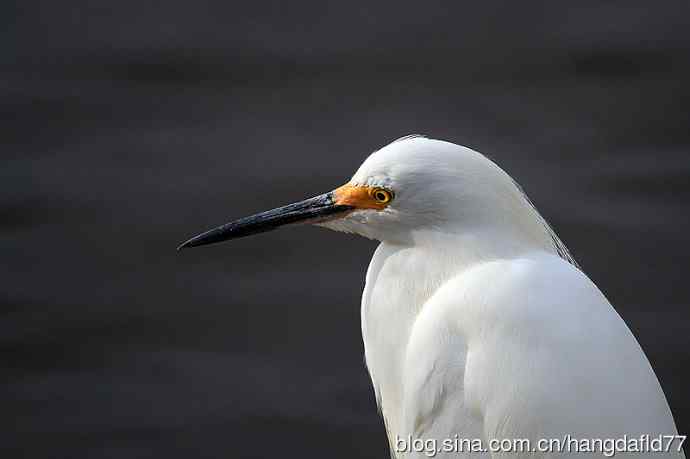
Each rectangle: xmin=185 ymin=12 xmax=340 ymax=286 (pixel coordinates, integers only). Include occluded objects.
xmin=321 ymin=137 xmax=683 ymax=458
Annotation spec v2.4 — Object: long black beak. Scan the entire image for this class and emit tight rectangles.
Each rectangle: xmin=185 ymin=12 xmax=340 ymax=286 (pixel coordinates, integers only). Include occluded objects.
xmin=177 ymin=191 xmax=352 ymax=250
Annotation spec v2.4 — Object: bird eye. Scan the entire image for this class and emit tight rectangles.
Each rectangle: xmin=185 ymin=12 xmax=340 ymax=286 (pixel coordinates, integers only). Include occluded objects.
xmin=371 ymin=187 xmax=393 ymax=204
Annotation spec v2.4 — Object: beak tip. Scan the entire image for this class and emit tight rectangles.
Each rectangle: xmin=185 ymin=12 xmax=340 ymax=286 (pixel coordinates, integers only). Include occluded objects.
xmin=176 ymin=240 xmax=194 ymax=251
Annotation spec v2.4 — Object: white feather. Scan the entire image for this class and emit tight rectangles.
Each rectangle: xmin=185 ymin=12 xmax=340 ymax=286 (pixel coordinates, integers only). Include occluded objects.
xmin=323 ymin=137 xmax=683 ymax=458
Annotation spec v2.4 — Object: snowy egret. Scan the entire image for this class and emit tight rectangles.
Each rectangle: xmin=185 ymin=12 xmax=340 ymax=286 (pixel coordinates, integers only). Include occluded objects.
xmin=179 ymin=136 xmax=684 ymax=458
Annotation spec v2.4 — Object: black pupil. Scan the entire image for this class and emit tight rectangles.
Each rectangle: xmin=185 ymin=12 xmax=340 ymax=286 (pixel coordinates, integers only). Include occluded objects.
xmin=376 ymin=192 xmax=386 ymax=201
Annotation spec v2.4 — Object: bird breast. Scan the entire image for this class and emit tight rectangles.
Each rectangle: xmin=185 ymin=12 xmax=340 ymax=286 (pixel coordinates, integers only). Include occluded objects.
xmin=361 ymin=242 xmax=464 ymax=439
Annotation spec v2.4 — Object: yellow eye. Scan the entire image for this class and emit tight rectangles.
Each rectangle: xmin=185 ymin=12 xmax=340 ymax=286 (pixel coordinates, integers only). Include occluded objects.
xmin=370 ymin=187 xmax=393 ymax=204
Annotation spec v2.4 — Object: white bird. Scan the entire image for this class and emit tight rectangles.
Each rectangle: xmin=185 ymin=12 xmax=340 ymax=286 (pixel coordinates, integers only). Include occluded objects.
xmin=179 ymin=136 xmax=685 ymax=458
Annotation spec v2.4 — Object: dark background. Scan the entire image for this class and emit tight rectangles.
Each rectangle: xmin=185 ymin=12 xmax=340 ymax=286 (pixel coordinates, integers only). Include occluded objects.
xmin=2 ymin=1 xmax=689 ymax=457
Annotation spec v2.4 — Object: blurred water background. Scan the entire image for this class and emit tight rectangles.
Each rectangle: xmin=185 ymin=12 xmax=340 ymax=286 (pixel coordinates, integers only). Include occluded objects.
xmin=2 ymin=1 xmax=689 ymax=457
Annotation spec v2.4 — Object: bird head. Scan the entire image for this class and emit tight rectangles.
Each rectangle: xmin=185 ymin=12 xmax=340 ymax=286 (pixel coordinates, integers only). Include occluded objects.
xmin=178 ymin=135 xmax=559 ymax=251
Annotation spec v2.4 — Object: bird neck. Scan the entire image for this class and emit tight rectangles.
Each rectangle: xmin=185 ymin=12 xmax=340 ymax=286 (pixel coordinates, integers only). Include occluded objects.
xmin=408 ymin=224 xmax=556 ymax=270
xmin=370 ymin=226 xmax=554 ymax=326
